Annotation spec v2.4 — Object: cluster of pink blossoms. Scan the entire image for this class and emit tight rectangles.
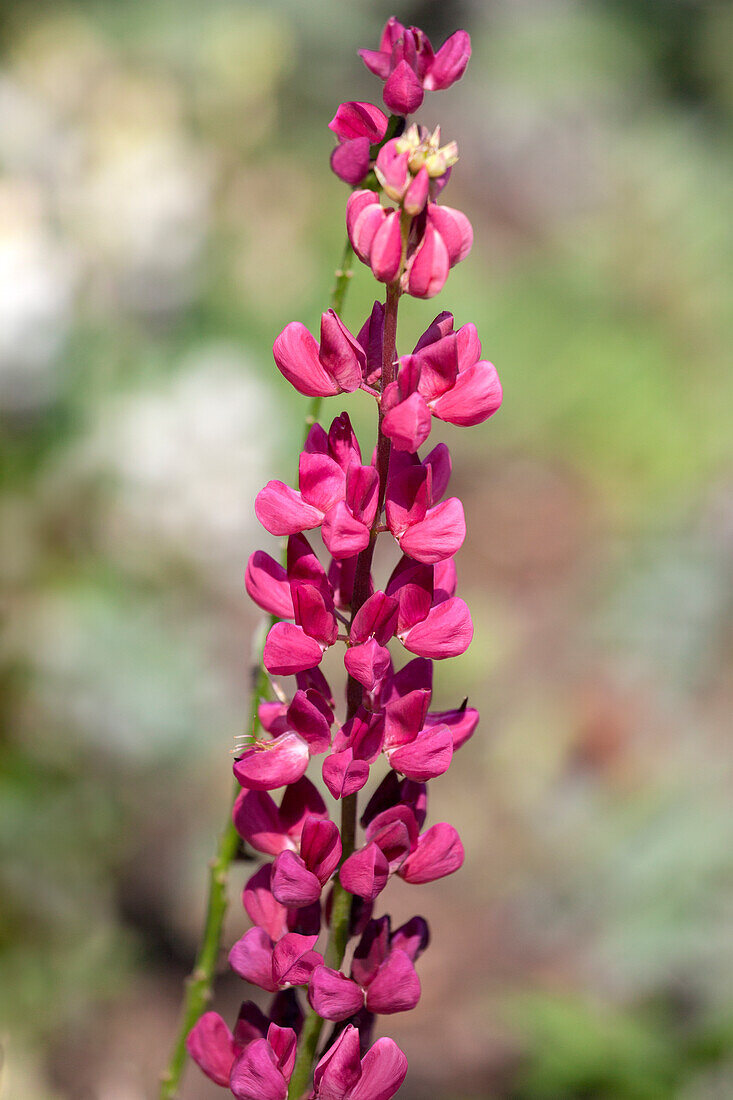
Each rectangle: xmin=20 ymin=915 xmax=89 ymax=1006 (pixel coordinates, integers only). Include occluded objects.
xmin=187 ymin=17 xmax=500 ymax=1100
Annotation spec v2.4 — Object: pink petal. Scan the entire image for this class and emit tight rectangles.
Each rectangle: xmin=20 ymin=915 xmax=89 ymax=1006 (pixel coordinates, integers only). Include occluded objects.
xmin=273 ymin=322 xmax=340 ymax=398
xmin=263 ymin=622 xmax=324 ymax=677
xmin=271 ymin=850 xmax=323 ymax=908
xmin=329 ymin=102 xmax=388 ymax=142
xmin=383 ymin=688 xmax=431 ymax=750
xmin=301 ymin=816 xmax=342 ymax=883
xmin=255 ymin=481 xmax=323 ymax=537
xmin=424 ymin=28 xmax=471 ymax=90
xmin=278 ymin=776 xmax=329 ymax=836
xmin=291 ymin=585 xmax=337 ymax=647
xmin=382 ymin=390 xmax=432 ymax=453
xmin=383 ymin=59 xmax=424 ymax=114
xmin=413 ymin=310 xmax=454 ymax=352
xmin=369 ymin=210 xmax=403 ymax=283
xmin=359 ymin=47 xmax=392 ymax=81
xmin=266 ymin=1023 xmax=298 ymax=1080
xmin=348 ymin=196 xmax=386 ymax=264
xmin=243 ymin=865 xmax=289 ymax=942
xmin=331 ymin=138 xmax=372 ymax=184
xmin=322 ymin=501 xmax=371 ymax=560
xmin=456 ymin=320 xmax=482 ymax=367
xmin=299 ymin=452 xmax=346 ymax=514
xmin=287 ymin=690 xmax=332 ymax=754
xmin=322 ymin=748 xmax=371 ymax=800
xmin=403 ymin=222 xmax=450 ymax=299
xmin=346 ymin=464 xmax=379 ymax=527
xmin=186 ymin=1012 xmax=236 ymax=1087
xmin=425 ymin=704 xmax=479 ymax=749
xmin=318 ymin=310 xmax=365 ymax=393
xmin=245 ymin=551 xmax=294 ymax=619
xmin=233 ymin=731 xmax=310 ymax=791
xmin=230 ymin=1038 xmax=288 ymax=1100
xmin=385 ymin=466 xmax=430 ymax=536
xmin=399 ymin=822 xmax=465 ymax=884
xmin=365 ymin=949 xmax=421 ymax=1014
xmin=431 ymin=360 xmax=503 ymax=426
xmin=398 ymin=497 xmax=466 ymax=564
xmin=339 ymin=841 xmax=390 ymax=901
xmin=233 ymin=789 xmax=290 ymax=856
xmin=350 ymin=591 xmax=399 ymax=645
xmin=434 ymin=556 xmax=457 ymax=601
xmin=423 ymin=442 xmax=452 ymax=501
xmin=313 ymin=1024 xmax=362 ymax=1100
xmin=401 ymin=597 xmax=473 ymax=659
xmin=271 ymin=932 xmax=321 ymax=987
xmin=427 ymin=203 xmax=473 ymax=266
xmin=403 ymin=165 xmax=430 ymax=216
xmin=390 ymin=916 xmax=430 ymax=962
xmin=349 ymin=1037 xmax=408 ymax=1100
xmin=345 ymin=640 xmax=392 ymax=693
xmin=229 ymin=927 xmax=277 ymax=993
xmin=388 ymin=723 xmax=453 ymax=781
xmin=309 ymin=966 xmax=364 ymax=1022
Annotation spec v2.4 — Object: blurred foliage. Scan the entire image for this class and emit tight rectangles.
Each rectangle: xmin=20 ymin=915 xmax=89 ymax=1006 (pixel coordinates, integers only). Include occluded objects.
xmin=0 ymin=0 xmax=731 ymax=1097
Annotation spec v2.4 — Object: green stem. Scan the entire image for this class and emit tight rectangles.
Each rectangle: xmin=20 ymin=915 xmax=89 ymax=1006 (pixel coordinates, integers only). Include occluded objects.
xmin=159 ymin=240 xmax=354 ymax=1100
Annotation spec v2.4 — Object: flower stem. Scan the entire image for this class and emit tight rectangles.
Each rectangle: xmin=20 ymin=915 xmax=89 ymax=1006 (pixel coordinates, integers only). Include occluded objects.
xmin=159 ymin=239 xmax=354 ymax=1100
xmin=287 ymin=278 xmax=401 ymax=1099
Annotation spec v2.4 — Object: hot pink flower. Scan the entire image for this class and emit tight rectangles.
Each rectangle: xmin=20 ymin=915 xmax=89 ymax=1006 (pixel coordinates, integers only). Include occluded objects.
xmin=386 ymin=556 xmax=474 ymax=659
xmin=229 ymin=928 xmax=323 ymax=995
xmin=273 ymin=311 xmax=365 ymax=397
xmin=329 ymin=101 xmax=389 ymax=185
xmin=271 ymin=815 xmax=342 ymax=908
xmin=230 ymin=1023 xmax=297 ymax=1100
xmin=360 ymin=17 xmax=471 ymax=114
xmin=310 ymin=1024 xmax=407 ymax=1100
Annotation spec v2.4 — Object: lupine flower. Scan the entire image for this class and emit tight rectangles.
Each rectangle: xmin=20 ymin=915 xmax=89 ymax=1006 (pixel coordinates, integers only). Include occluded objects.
xmin=309 ymin=1024 xmax=407 ymax=1100
xmin=329 ymin=101 xmax=389 ymax=185
xmin=185 ymin=19 xmax=500 ymax=1100
xmin=360 ymin=17 xmax=471 ymax=114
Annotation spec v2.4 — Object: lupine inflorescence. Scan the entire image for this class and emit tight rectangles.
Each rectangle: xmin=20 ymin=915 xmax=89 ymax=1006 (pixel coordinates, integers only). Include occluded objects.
xmin=186 ymin=17 xmax=501 ymax=1099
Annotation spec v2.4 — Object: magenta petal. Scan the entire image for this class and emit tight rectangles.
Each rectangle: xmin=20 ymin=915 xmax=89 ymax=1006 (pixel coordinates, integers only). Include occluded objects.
xmin=309 ymin=966 xmax=364 ymax=1022
xmin=400 ymin=822 xmax=465 ymax=884
xmin=245 ymin=551 xmax=294 ymax=618
xmin=425 ymin=705 xmax=479 ymax=749
xmin=382 ymin=391 xmax=432 ymax=452
xmin=398 ymin=497 xmax=466 ymax=564
xmin=319 ymin=310 xmax=365 ymax=394
xmin=401 ymin=597 xmax=473 ymax=659
xmin=322 ymin=501 xmax=371 ymax=560
xmin=403 ymin=165 xmax=430 ymax=216
xmin=350 ymin=590 xmax=399 ymax=646
xmin=301 ymin=816 xmax=342 ymax=884
xmin=322 ymin=748 xmax=370 ymax=800
xmin=370 ymin=210 xmax=403 ymax=283
xmin=293 ymin=585 xmax=337 ymax=647
xmin=271 ymin=850 xmax=322 ymax=908
xmin=388 ymin=723 xmax=453 ymax=781
xmin=359 ymin=47 xmax=393 ymax=81
xmin=345 ymin=639 xmax=392 ymax=693
xmin=273 ymin=321 xmax=340 ymax=398
xmin=383 ymin=59 xmax=424 ymax=114
xmin=234 ymin=732 xmax=310 ymax=791
xmin=287 ymin=690 xmax=332 ymax=754
xmin=349 ymin=1037 xmax=409 ymax=1100
xmin=186 ymin=1011 xmax=236 ymax=1087
xmin=229 ymin=927 xmax=277 ymax=993
xmin=267 ymin=1023 xmax=297 ymax=1081
xmin=346 ymin=191 xmax=380 ymax=260
xmin=340 ymin=841 xmax=390 ymax=901
xmin=349 ymin=200 xmax=387 ymax=265
xmin=331 ymin=139 xmax=371 ymax=185
xmin=233 ymin=789 xmax=289 ymax=856
xmin=230 ymin=1038 xmax=288 ymax=1100
xmin=427 ymin=204 xmax=473 ymax=266
xmin=431 ymin=360 xmax=503 ymax=426
xmin=424 ymin=28 xmax=471 ymax=90
xmin=329 ymin=101 xmax=389 ymax=142
xmin=313 ymin=1024 xmax=362 ymax=1100
xmin=271 ymin=932 xmax=321 ymax=987
xmin=255 ymin=481 xmax=323 ymax=537
xmin=263 ymin=623 xmax=324 ymax=676
xmin=299 ymin=452 xmax=347 ymax=514
xmin=365 ymin=949 xmax=421 ymax=1015
xmin=346 ymin=464 xmax=379 ymax=527
xmin=243 ymin=865 xmax=289 ymax=942
xmin=383 ymin=687 xmax=431 ymax=750
xmin=423 ymin=442 xmax=452 ymax=500
xmin=404 ymin=222 xmax=450 ymax=299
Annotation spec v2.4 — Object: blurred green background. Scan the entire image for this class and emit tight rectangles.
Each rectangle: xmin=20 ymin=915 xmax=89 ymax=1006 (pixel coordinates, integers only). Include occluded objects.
xmin=1 ymin=1 xmax=732 ymax=1097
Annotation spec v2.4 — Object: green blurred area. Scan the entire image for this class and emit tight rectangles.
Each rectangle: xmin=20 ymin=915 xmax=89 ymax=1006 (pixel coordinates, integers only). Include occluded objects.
xmin=0 ymin=1 xmax=731 ymax=1097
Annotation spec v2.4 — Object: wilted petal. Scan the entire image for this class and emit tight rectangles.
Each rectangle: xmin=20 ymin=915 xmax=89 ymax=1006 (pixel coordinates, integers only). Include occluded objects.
xmin=400 ymin=822 xmax=465 ymax=884
xmin=401 ymin=597 xmax=473 ymax=659
xmin=273 ymin=322 xmax=340 ymax=398
xmin=264 ymin=623 xmax=324 ymax=676
xmin=234 ymin=732 xmax=310 ymax=791
xmin=365 ymin=950 xmax=421 ymax=1015
xmin=309 ymin=966 xmax=364 ymax=1022
xmin=186 ymin=1012 xmax=236 ymax=1087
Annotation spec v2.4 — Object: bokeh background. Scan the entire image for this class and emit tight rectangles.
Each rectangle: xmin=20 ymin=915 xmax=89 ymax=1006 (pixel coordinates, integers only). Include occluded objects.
xmin=1 ymin=0 xmax=732 ymax=1097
